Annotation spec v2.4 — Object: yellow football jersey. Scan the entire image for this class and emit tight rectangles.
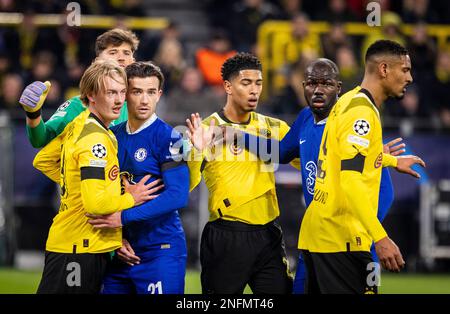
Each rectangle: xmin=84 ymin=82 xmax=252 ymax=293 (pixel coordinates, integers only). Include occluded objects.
xmin=298 ymin=86 xmax=388 ymax=253
xmin=34 ymin=110 xmax=134 ymax=254
xmin=188 ymin=110 xmax=292 ymax=225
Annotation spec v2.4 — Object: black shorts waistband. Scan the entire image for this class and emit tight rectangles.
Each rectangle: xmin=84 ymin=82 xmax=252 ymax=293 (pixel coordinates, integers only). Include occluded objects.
xmin=208 ymin=218 xmax=279 ymax=231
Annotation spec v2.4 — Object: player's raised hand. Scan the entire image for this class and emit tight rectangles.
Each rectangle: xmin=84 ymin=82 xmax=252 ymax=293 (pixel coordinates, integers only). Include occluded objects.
xmin=384 ymin=137 xmax=406 ymax=156
xmin=186 ymin=113 xmax=216 ymax=150
xmin=395 ymin=155 xmax=426 ymax=178
xmin=116 ymin=238 xmax=141 ymax=266
xmin=375 ymin=236 xmax=405 ymax=272
xmin=19 ymin=81 xmax=51 ymax=114
xmin=124 ymin=175 xmax=164 ymax=206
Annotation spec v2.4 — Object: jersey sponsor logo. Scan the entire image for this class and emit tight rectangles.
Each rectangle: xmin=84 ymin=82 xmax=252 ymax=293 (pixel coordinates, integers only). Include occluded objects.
xmin=347 ymin=134 xmax=370 ymax=148
xmin=305 ymin=161 xmax=317 ymax=195
xmin=134 ymin=148 xmax=147 ymax=162
xmin=92 ymin=143 xmax=107 ymax=158
xmin=89 ymin=159 xmax=107 ymax=167
xmin=353 ymin=119 xmax=370 ymax=136
xmin=299 ymin=139 xmax=306 ymax=145
xmin=57 ymin=100 xmax=71 ymax=112
xmin=108 ymin=165 xmax=119 ymax=181
xmin=374 ymin=152 xmax=383 ymax=168
xmin=313 ymin=188 xmax=328 ymax=204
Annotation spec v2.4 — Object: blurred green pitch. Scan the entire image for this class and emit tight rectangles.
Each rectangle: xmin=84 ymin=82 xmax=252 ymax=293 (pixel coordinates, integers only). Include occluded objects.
xmin=1 ymin=268 xmax=450 ymax=294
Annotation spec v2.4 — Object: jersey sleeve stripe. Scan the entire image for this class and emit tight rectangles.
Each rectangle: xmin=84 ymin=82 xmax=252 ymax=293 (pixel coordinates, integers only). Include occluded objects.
xmin=80 ymin=166 xmax=105 ymax=180
xmin=341 ymin=153 xmax=365 ymax=173
xmin=161 ymin=160 xmax=186 ymax=172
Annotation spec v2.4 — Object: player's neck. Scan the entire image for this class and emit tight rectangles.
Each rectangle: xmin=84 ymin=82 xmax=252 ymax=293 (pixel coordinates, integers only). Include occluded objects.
xmin=88 ymin=106 xmax=111 ymax=128
xmin=128 ymin=118 xmax=146 ymax=133
xmin=360 ymin=77 xmax=387 ymax=109
xmin=223 ymin=103 xmax=251 ymax=123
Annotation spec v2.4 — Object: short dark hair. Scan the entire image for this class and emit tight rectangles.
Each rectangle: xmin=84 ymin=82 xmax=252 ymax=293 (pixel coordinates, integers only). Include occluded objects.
xmin=365 ymin=40 xmax=408 ymax=63
xmin=95 ymin=28 xmax=140 ymax=56
xmin=125 ymin=61 xmax=165 ymax=90
xmin=221 ymin=52 xmax=262 ymax=81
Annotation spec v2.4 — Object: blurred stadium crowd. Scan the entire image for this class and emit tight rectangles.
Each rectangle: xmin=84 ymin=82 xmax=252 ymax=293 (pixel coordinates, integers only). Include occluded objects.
xmin=0 ymin=0 xmax=450 ymax=132
xmin=0 ymin=0 xmax=450 ymax=270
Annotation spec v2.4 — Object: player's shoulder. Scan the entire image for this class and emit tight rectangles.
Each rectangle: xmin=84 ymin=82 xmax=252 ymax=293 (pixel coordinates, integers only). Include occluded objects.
xmin=57 ymin=95 xmax=85 ymax=113
xmin=110 ymin=120 xmax=127 ymax=135
xmin=202 ymin=112 xmax=221 ymax=126
xmin=298 ymin=106 xmax=313 ymax=121
xmin=141 ymin=117 xmax=182 ymax=151
xmin=343 ymin=88 xmax=377 ymax=112
xmin=254 ymin=112 xmax=289 ymax=129
xmin=337 ymin=88 xmax=380 ymax=121
xmin=152 ymin=117 xmax=180 ymax=138
xmin=75 ymin=112 xmax=115 ymax=147
xmin=48 ymin=96 xmax=85 ymax=122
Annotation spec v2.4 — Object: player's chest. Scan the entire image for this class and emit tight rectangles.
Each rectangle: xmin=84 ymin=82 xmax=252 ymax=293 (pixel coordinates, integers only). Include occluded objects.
xmin=118 ymin=138 xmax=160 ymax=173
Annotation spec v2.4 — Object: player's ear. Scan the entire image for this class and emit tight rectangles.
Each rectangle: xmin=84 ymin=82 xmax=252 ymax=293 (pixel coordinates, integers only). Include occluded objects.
xmin=379 ymin=62 xmax=388 ymax=78
xmin=336 ymin=81 xmax=342 ymax=95
xmin=156 ymin=89 xmax=163 ymax=102
xmin=223 ymin=80 xmax=232 ymax=95
xmin=87 ymin=94 xmax=95 ymax=104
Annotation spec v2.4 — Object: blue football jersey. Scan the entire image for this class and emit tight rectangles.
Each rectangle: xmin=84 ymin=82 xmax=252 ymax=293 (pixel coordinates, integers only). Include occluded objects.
xmin=297 ymin=108 xmax=326 ymax=207
xmin=111 ymin=116 xmax=187 ymax=259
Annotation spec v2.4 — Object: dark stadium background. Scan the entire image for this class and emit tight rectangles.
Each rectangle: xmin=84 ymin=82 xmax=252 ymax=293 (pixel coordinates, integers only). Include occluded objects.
xmin=0 ymin=0 xmax=450 ymax=293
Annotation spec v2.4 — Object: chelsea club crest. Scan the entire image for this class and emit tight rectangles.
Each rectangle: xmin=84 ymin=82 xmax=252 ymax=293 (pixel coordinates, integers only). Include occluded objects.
xmin=134 ymin=148 xmax=147 ymax=162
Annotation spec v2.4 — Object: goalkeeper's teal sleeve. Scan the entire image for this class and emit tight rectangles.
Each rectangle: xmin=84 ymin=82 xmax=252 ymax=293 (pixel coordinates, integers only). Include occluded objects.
xmin=26 ymin=120 xmax=57 ymax=148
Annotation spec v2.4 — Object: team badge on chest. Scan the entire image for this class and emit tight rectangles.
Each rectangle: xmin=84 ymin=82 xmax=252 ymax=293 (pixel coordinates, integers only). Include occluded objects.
xmin=134 ymin=148 xmax=147 ymax=162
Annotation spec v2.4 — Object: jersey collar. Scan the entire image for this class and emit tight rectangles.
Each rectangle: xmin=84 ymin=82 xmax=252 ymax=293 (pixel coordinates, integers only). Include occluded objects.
xmin=88 ymin=112 xmax=108 ymax=130
xmin=356 ymin=87 xmax=381 ymax=119
xmin=218 ymin=109 xmax=252 ymax=125
xmin=126 ymin=113 xmax=157 ymax=134
xmin=315 ymin=117 xmax=328 ymax=125
xmin=359 ymin=88 xmax=376 ymax=106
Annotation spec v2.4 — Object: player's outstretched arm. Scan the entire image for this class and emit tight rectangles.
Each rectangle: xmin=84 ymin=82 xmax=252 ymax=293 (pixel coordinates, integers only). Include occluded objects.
xmin=85 ymin=176 xmax=164 ymax=228
xmin=21 ymin=84 xmax=83 ymax=148
xmin=120 ymin=165 xmax=190 ymax=225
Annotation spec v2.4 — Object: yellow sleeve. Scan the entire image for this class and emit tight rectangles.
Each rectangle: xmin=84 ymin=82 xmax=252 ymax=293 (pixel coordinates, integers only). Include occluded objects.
xmin=77 ymin=133 xmax=134 ymax=215
xmin=338 ymin=104 xmax=387 ymax=242
xmin=382 ymin=153 xmax=398 ymax=167
xmin=33 ymin=131 xmax=63 ymax=183
xmin=187 ymin=147 xmax=205 ymax=192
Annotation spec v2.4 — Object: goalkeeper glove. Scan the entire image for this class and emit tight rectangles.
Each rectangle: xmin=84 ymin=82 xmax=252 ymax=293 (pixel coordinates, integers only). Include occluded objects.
xmin=19 ymin=81 xmax=51 ymax=119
